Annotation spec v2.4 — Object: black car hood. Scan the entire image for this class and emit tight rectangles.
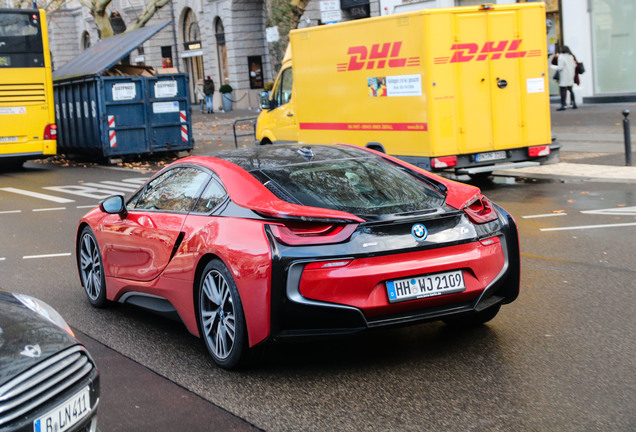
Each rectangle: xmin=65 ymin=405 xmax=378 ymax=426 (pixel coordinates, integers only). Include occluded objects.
xmin=0 ymin=291 xmax=77 ymax=387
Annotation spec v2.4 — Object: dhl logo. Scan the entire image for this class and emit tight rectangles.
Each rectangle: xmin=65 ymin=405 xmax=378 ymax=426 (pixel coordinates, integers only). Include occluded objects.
xmin=434 ymin=40 xmax=542 ymax=64
xmin=337 ymin=41 xmax=420 ymax=72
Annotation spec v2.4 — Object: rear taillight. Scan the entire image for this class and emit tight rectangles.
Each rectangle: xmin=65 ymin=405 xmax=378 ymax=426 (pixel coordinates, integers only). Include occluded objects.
xmin=464 ymin=195 xmax=498 ymax=224
xmin=269 ymin=223 xmax=358 ymax=246
xmin=44 ymin=124 xmax=57 ymax=140
xmin=528 ymin=145 xmax=550 ymax=157
xmin=431 ymin=156 xmax=457 ymax=169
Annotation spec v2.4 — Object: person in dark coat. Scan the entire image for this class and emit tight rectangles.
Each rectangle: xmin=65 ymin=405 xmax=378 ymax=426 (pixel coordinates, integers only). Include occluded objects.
xmin=203 ymin=76 xmax=215 ymax=113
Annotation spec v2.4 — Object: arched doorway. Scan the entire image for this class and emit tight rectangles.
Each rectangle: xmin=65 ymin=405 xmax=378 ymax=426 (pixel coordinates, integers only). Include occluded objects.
xmin=214 ymin=18 xmax=230 ymax=86
xmin=182 ymin=9 xmax=204 ymax=103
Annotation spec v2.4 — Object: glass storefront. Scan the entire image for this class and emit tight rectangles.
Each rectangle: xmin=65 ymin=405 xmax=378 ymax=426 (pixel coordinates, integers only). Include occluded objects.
xmin=591 ymin=0 xmax=636 ymax=94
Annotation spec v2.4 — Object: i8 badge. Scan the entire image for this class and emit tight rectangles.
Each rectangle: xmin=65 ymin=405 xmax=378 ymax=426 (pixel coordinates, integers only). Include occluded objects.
xmin=411 ymin=223 xmax=428 ymax=241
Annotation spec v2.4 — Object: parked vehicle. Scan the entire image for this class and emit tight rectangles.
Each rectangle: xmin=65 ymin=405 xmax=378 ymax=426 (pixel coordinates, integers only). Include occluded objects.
xmin=76 ymin=144 xmax=519 ymax=369
xmin=257 ymin=2 xmax=557 ymax=177
xmin=0 ymin=290 xmax=99 ymax=432
xmin=0 ymin=8 xmax=56 ymax=167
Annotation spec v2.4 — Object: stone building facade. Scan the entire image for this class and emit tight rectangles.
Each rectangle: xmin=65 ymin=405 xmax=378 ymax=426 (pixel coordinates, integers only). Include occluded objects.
xmin=47 ymin=0 xmax=271 ymax=110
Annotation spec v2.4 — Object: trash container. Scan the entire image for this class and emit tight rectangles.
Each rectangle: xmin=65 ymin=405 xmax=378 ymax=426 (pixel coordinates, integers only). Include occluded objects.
xmin=52 ymin=22 xmax=194 ymax=159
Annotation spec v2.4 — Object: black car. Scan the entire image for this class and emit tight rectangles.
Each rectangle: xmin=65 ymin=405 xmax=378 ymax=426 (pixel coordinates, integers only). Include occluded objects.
xmin=0 ymin=290 xmax=99 ymax=432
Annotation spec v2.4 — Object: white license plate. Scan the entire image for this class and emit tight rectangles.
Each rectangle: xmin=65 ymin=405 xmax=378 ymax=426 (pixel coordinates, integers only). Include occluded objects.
xmin=0 ymin=136 xmax=18 ymax=142
xmin=34 ymin=386 xmax=91 ymax=432
xmin=386 ymin=270 xmax=465 ymax=303
xmin=475 ymin=151 xmax=506 ymax=162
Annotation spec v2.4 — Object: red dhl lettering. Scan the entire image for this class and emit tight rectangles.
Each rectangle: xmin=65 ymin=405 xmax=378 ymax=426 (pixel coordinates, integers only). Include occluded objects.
xmin=337 ymin=41 xmax=420 ymax=72
xmin=434 ymin=40 xmax=542 ymax=64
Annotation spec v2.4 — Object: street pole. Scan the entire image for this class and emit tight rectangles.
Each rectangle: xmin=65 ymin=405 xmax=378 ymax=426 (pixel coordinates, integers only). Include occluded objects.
xmin=623 ymin=110 xmax=632 ymax=166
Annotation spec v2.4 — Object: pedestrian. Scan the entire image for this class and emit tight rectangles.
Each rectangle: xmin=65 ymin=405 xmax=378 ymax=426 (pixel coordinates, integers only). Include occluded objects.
xmin=553 ymin=45 xmax=578 ymax=111
xmin=195 ymin=80 xmax=206 ymax=113
xmin=203 ymin=76 xmax=215 ymax=114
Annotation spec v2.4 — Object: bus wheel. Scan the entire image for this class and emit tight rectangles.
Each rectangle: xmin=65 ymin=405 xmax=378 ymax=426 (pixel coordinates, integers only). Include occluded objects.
xmin=0 ymin=158 xmax=25 ymax=170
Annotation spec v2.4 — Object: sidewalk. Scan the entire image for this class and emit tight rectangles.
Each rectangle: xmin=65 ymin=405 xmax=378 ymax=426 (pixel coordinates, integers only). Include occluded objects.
xmin=496 ymin=102 xmax=636 ymax=183
xmin=188 ymin=102 xmax=636 ymax=183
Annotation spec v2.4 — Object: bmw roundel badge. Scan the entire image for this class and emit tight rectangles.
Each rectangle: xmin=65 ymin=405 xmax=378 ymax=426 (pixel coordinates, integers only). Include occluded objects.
xmin=411 ymin=223 xmax=428 ymax=241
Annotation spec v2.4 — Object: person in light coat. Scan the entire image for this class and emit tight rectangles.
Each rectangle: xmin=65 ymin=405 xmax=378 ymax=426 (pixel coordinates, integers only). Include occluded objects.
xmin=555 ymin=45 xmax=577 ymax=111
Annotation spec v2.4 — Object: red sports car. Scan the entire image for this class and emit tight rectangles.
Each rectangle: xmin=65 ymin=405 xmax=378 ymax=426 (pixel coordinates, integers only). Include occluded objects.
xmin=76 ymin=144 xmax=519 ymax=369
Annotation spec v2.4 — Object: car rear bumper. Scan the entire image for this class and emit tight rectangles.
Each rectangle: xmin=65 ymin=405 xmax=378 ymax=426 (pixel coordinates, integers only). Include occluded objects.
xmin=269 ymin=209 xmax=519 ymax=340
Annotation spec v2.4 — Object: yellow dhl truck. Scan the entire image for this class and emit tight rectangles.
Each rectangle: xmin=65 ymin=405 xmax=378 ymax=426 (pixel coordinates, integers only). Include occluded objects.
xmin=256 ymin=2 xmax=558 ymax=176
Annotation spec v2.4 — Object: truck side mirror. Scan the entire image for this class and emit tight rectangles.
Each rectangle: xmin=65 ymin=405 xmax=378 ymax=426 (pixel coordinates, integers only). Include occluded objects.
xmin=260 ymin=91 xmax=273 ymax=110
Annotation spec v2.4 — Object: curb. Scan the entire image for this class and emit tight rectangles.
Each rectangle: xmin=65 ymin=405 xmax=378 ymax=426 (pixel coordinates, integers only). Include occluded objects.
xmin=494 ymin=162 xmax=636 ymax=184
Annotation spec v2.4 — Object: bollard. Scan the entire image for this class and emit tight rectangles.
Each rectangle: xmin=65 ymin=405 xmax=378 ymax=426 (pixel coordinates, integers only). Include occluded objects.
xmin=623 ymin=110 xmax=632 ymax=166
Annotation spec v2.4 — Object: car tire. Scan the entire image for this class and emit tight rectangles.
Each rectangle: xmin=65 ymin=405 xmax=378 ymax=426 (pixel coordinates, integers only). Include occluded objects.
xmin=78 ymin=226 xmax=108 ymax=308
xmin=443 ymin=304 xmax=501 ymax=328
xmin=198 ymin=259 xmax=248 ymax=369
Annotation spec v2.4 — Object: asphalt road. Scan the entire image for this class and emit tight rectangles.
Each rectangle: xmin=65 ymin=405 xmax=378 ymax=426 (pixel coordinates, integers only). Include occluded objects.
xmin=1 ymin=161 xmax=634 ymax=431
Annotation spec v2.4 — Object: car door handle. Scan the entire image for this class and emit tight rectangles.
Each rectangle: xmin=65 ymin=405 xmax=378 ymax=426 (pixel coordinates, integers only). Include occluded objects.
xmin=286 ymin=112 xmax=294 ymax=117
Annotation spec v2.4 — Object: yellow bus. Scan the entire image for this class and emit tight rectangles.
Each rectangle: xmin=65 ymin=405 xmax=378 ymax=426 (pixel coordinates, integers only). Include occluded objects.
xmin=0 ymin=8 xmax=56 ymax=167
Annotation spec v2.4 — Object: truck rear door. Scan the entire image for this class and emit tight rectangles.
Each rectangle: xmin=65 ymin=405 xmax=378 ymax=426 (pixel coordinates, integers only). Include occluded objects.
xmin=428 ymin=4 xmax=548 ymax=157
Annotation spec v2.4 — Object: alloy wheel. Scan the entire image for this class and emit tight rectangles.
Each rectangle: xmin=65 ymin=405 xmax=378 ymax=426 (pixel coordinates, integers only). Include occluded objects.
xmin=200 ymin=269 xmax=237 ymax=361
xmin=80 ymin=232 xmax=102 ymax=302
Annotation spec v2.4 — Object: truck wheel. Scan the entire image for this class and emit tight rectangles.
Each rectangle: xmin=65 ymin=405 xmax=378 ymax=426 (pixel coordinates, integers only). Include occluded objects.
xmin=260 ymin=138 xmax=272 ymax=146
xmin=469 ymin=173 xmax=492 ymax=182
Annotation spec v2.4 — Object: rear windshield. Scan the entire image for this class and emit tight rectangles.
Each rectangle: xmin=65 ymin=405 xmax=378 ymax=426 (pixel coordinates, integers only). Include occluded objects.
xmin=253 ymin=157 xmax=445 ymax=217
xmin=0 ymin=11 xmax=43 ymax=67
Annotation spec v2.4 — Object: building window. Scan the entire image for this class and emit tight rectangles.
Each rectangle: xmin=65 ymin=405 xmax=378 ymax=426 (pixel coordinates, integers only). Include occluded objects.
xmin=161 ymin=46 xmax=173 ymax=68
xmin=81 ymin=31 xmax=90 ymax=51
xmin=591 ymin=0 xmax=636 ymax=94
xmin=215 ymin=18 xmax=229 ymax=85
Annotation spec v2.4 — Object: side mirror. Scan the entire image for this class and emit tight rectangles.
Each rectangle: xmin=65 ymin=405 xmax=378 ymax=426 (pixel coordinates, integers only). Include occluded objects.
xmin=260 ymin=91 xmax=273 ymax=110
xmin=99 ymin=195 xmax=127 ymax=218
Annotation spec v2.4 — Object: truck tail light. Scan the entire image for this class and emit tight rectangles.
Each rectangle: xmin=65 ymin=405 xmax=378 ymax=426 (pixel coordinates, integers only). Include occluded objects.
xmin=528 ymin=145 xmax=550 ymax=157
xmin=464 ymin=195 xmax=498 ymax=224
xmin=44 ymin=124 xmax=57 ymax=140
xmin=269 ymin=223 xmax=358 ymax=246
xmin=431 ymin=156 xmax=457 ymax=168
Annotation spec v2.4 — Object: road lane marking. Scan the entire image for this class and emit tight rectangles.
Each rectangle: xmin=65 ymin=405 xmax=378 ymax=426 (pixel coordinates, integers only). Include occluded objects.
xmin=97 ymin=180 xmax=141 ymax=191
xmin=122 ymin=178 xmax=148 ymax=185
xmin=0 ymin=210 xmax=21 ymax=214
xmin=541 ymin=222 xmax=636 ymax=232
xmin=0 ymin=187 xmax=75 ymax=203
xmin=73 ymin=182 xmax=138 ymax=193
xmin=581 ymin=206 xmax=636 ymax=216
xmin=23 ymin=253 xmax=72 ymax=259
xmin=522 ymin=213 xmax=568 ymax=219
xmin=0 ymin=258 xmax=5 ymax=261
xmin=77 ymin=205 xmax=97 ymax=209
xmin=32 ymin=207 xmax=66 ymax=212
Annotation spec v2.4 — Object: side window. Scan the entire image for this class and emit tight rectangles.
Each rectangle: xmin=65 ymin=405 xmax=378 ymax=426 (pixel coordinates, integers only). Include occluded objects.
xmin=192 ymin=178 xmax=227 ymax=213
xmin=275 ymin=67 xmax=293 ymax=106
xmin=133 ymin=167 xmax=210 ymax=212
